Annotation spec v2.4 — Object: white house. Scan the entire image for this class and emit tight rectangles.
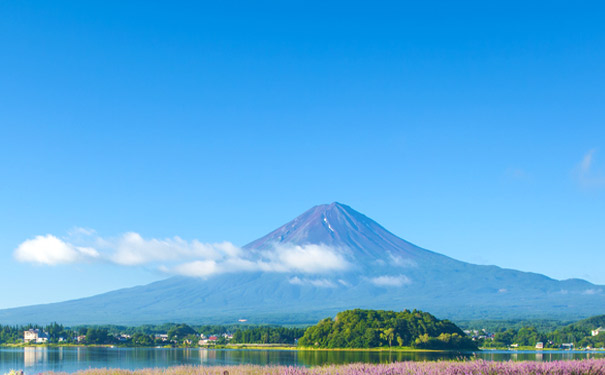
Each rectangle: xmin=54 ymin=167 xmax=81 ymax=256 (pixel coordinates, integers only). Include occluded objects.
xmin=535 ymin=342 xmax=544 ymax=349
xmin=155 ymin=334 xmax=169 ymax=342
xmin=23 ymin=329 xmax=49 ymax=344
xmin=591 ymin=327 xmax=604 ymax=336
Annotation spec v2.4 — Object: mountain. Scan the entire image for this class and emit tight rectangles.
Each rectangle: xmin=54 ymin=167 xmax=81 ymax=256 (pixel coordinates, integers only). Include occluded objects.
xmin=0 ymin=202 xmax=603 ymax=325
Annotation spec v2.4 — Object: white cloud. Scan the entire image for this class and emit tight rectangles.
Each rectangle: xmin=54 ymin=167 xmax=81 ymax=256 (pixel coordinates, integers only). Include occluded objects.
xmin=167 ymin=260 xmax=220 ymax=278
xmin=14 ymin=235 xmax=99 ymax=265
xmin=106 ymin=232 xmax=240 ymax=266
xmin=370 ymin=274 xmax=411 ymax=287
xmin=14 ymin=230 xmax=350 ymax=279
xmin=267 ymin=244 xmax=350 ymax=273
xmin=288 ymin=276 xmax=337 ymax=288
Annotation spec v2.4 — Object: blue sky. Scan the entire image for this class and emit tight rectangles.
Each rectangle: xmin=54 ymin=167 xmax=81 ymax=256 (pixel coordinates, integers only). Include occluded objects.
xmin=1 ymin=1 xmax=604 ymax=309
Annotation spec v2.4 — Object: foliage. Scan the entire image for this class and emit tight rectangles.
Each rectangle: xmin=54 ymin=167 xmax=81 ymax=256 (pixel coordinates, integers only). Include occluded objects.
xmin=297 ymin=309 xmax=477 ymax=350
xmin=232 ymin=326 xmax=305 ymax=344
xmin=167 ymin=324 xmax=197 ymax=340
xmin=85 ymin=328 xmax=110 ymax=345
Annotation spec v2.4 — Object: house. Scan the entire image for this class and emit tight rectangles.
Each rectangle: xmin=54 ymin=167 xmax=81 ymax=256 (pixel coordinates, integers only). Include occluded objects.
xmin=535 ymin=342 xmax=544 ymax=349
xmin=591 ymin=327 xmax=604 ymax=336
xmin=199 ymin=335 xmax=219 ymax=345
xmin=24 ymin=329 xmax=49 ymax=344
xmin=155 ymin=334 xmax=169 ymax=342
xmin=116 ymin=334 xmax=131 ymax=342
xmin=76 ymin=335 xmax=86 ymax=343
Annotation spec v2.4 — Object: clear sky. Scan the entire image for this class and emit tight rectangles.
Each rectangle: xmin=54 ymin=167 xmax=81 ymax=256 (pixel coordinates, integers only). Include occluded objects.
xmin=1 ymin=1 xmax=604 ymax=309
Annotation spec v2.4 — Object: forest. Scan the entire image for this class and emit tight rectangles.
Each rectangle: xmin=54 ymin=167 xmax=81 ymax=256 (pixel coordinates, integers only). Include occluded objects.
xmin=297 ymin=309 xmax=477 ymax=350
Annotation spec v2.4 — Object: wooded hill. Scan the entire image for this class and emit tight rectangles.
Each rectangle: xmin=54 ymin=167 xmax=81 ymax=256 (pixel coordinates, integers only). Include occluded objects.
xmin=297 ymin=309 xmax=477 ymax=350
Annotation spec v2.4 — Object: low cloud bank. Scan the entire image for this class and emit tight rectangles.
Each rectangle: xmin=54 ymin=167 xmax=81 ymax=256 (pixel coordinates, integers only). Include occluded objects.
xmin=13 ymin=229 xmax=350 ymax=278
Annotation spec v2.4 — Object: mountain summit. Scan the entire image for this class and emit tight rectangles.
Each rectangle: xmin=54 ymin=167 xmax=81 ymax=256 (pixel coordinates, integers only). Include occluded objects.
xmin=246 ymin=202 xmax=437 ymax=261
xmin=0 ymin=203 xmax=603 ymax=325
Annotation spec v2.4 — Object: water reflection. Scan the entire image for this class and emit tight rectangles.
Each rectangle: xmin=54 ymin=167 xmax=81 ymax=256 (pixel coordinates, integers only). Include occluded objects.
xmin=1 ymin=348 xmax=604 ymax=374
xmin=23 ymin=347 xmax=47 ymax=368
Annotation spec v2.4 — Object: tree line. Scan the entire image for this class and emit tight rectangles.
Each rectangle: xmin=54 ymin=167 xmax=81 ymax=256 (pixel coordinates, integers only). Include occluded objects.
xmin=231 ymin=326 xmax=305 ymax=344
xmin=0 ymin=322 xmax=305 ymax=346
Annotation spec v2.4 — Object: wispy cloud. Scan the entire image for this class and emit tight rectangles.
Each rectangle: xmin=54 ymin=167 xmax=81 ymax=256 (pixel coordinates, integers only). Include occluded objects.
xmin=575 ymin=149 xmax=605 ymax=188
xmin=370 ymin=274 xmax=411 ymax=287
xmin=104 ymin=232 xmax=241 ymax=266
xmin=582 ymin=288 xmax=602 ymax=295
xmin=13 ymin=229 xmax=350 ymax=278
xmin=288 ymin=276 xmax=337 ymax=288
xmin=161 ymin=243 xmax=351 ymax=278
xmin=388 ymin=253 xmax=417 ymax=268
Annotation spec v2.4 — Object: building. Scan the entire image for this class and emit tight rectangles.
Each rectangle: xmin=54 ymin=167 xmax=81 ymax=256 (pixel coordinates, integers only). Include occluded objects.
xmin=23 ymin=329 xmax=49 ymax=344
xmin=155 ymin=334 xmax=169 ymax=342
xmin=535 ymin=342 xmax=544 ymax=349
xmin=591 ymin=327 xmax=604 ymax=336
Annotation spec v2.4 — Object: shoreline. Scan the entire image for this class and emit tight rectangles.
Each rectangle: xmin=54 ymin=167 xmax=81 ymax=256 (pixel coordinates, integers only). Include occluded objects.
xmin=0 ymin=343 xmax=461 ymax=352
xmin=3 ymin=343 xmax=604 ymax=353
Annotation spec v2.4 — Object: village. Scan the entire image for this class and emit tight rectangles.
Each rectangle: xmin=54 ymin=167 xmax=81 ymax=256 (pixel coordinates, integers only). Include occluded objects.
xmin=21 ymin=328 xmax=234 ymax=347
xmin=13 ymin=325 xmax=605 ymax=351
xmin=462 ymin=326 xmax=605 ymax=351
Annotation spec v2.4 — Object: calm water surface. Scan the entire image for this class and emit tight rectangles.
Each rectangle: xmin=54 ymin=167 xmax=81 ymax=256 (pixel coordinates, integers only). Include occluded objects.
xmin=1 ymin=347 xmax=604 ymax=374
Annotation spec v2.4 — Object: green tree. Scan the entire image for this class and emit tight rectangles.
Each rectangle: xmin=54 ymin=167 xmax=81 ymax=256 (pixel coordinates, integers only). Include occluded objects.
xmin=380 ymin=328 xmax=395 ymax=348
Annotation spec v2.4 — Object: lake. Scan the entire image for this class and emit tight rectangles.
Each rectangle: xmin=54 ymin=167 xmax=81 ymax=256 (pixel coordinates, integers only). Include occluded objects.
xmin=1 ymin=347 xmax=605 ymax=374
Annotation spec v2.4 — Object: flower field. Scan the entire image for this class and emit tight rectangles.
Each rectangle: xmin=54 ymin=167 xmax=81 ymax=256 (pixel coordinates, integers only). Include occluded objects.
xmin=42 ymin=359 xmax=605 ymax=375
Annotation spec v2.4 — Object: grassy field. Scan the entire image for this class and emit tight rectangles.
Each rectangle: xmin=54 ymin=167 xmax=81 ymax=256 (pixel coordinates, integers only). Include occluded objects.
xmin=7 ymin=359 xmax=604 ymax=375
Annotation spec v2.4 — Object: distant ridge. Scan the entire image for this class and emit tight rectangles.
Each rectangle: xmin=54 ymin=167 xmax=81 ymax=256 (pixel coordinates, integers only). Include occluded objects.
xmin=0 ymin=202 xmax=603 ymax=325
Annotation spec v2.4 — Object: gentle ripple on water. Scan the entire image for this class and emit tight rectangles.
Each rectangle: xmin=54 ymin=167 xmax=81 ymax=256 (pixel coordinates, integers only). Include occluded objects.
xmin=1 ymin=347 xmax=605 ymax=374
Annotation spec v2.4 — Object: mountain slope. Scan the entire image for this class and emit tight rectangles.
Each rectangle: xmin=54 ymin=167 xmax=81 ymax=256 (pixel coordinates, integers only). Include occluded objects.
xmin=0 ymin=202 xmax=603 ymax=325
